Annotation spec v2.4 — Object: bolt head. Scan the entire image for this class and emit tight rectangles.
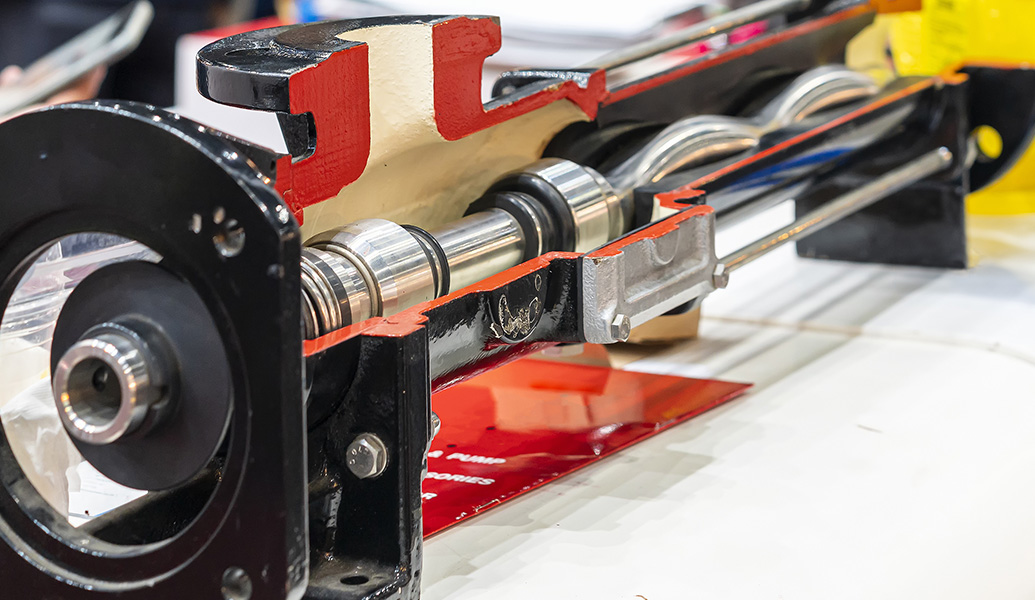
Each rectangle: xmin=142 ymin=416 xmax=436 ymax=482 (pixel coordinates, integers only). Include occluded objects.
xmin=221 ymin=567 xmax=253 ymax=600
xmin=712 ymin=263 xmax=729 ymax=289
xmin=346 ymin=433 xmax=388 ymax=479
xmin=610 ymin=314 xmax=632 ymax=342
xmin=430 ymin=412 xmax=442 ymax=439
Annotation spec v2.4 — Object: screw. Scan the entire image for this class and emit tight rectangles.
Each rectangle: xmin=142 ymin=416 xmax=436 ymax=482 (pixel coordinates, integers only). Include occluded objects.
xmin=610 ymin=314 xmax=632 ymax=342
xmin=221 ymin=567 xmax=253 ymax=600
xmin=275 ymin=204 xmax=291 ymax=224
xmin=347 ymin=433 xmax=388 ymax=479
xmin=712 ymin=263 xmax=729 ymax=289
xmin=430 ymin=412 xmax=441 ymax=440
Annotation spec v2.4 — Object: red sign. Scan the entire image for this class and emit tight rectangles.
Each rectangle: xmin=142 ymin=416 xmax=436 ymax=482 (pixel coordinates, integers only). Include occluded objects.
xmin=424 ymin=358 xmax=751 ymax=536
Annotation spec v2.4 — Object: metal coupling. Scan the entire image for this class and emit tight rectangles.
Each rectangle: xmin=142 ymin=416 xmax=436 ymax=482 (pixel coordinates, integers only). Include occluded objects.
xmin=52 ymin=322 xmax=173 ymax=445
xmin=492 ymin=158 xmax=623 ymax=253
xmin=303 ymin=219 xmax=441 ymax=338
xmin=300 ymin=247 xmax=373 ymax=338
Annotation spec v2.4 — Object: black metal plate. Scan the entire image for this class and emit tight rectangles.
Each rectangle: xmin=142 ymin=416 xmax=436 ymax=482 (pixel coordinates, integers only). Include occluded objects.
xmin=0 ymin=101 xmax=306 ymax=598
xmin=50 ymin=260 xmax=233 ymax=491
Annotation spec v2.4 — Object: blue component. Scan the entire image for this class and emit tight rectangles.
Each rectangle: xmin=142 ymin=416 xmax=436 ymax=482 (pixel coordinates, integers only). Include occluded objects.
xmin=295 ymin=0 xmax=320 ymax=23
xmin=723 ymin=147 xmax=851 ymax=192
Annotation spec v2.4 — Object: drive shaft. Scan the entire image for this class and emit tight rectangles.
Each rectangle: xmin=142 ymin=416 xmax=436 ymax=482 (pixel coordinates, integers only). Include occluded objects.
xmin=299 ymin=65 xmax=879 ymax=339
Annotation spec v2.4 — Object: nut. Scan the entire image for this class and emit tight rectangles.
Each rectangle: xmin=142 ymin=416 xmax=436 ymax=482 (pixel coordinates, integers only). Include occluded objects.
xmin=346 ymin=433 xmax=388 ymax=479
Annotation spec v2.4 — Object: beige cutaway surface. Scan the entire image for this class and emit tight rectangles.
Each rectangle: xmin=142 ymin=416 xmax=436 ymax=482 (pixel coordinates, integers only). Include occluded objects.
xmin=297 ymin=23 xmax=591 ymax=240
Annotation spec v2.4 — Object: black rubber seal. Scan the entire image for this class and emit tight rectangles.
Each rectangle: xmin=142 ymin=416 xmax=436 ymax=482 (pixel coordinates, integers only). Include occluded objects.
xmin=402 ymin=224 xmax=450 ymax=297
xmin=489 ymin=172 xmax=576 ymax=252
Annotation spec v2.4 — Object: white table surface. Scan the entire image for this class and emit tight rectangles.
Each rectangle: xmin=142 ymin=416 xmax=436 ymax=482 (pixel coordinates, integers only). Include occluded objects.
xmin=422 ymin=207 xmax=1035 ymax=600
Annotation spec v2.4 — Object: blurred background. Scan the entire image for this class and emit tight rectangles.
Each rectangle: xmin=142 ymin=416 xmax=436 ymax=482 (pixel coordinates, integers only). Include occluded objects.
xmin=1 ymin=0 xmax=1034 ymax=207
xmin=0 ymin=0 xmax=275 ymax=105
xmin=0 ymin=0 xmax=755 ymax=106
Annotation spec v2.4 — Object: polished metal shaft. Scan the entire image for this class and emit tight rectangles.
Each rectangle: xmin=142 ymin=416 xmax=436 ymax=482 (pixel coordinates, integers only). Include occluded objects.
xmin=53 ymin=323 xmax=171 ymax=446
xmin=430 ymin=209 xmax=526 ymax=292
xmin=720 ymin=147 xmax=954 ymax=273
xmin=300 ymin=65 xmax=892 ymax=339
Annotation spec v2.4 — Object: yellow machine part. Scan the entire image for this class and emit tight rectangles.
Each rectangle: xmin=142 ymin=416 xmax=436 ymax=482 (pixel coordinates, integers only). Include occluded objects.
xmin=866 ymin=0 xmax=1035 ymax=214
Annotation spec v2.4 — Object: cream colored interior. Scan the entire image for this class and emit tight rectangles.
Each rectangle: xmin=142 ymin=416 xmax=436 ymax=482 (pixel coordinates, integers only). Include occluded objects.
xmin=297 ymin=23 xmax=591 ymax=240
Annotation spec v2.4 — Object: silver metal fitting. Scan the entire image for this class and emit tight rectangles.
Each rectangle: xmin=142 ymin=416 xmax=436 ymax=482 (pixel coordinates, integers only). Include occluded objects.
xmin=305 ymin=219 xmax=437 ymax=335
xmin=712 ymin=263 xmax=729 ymax=289
xmin=610 ymin=314 xmax=632 ymax=342
xmin=52 ymin=324 xmax=170 ymax=445
xmin=347 ymin=433 xmax=389 ymax=479
xmin=582 ymin=210 xmax=719 ymax=344
xmin=521 ymin=158 xmax=624 ymax=252
xmin=300 ymin=247 xmax=373 ymax=337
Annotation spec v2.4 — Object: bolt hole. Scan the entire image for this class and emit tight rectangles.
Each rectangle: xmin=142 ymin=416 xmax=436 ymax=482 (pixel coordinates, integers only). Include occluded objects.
xmin=485 ymin=426 xmax=496 ymax=431
xmin=446 ymin=443 xmax=457 ymax=448
xmin=213 ymin=218 xmax=246 ymax=258
xmin=340 ymin=575 xmax=369 ymax=586
xmin=973 ymin=125 xmax=1003 ymax=162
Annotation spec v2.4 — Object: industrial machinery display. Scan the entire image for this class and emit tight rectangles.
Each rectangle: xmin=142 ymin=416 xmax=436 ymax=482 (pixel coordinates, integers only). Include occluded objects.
xmin=1 ymin=0 xmax=1034 ymax=598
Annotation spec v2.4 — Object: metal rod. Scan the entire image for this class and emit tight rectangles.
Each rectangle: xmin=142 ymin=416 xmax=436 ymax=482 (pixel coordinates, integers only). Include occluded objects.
xmin=720 ymin=147 xmax=953 ymax=273
xmin=429 ymin=209 xmax=527 ymax=292
xmin=583 ymin=0 xmax=810 ymax=72
xmin=713 ymin=179 xmax=808 ymax=228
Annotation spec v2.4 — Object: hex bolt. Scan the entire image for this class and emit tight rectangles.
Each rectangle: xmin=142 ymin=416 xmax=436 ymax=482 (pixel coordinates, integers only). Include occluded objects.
xmin=712 ymin=263 xmax=729 ymax=289
xmin=347 ymin=433 xmax=389 ymax=479
xmin=610 ymin=314 xmax=632 ymax=342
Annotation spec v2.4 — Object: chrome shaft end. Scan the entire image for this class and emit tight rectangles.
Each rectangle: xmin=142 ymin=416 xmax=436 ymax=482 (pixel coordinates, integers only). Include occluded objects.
xmin=52 ymin=324 xmax=169 ymax=446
